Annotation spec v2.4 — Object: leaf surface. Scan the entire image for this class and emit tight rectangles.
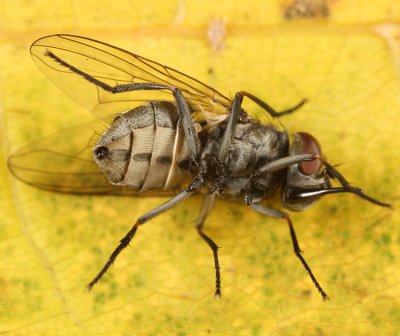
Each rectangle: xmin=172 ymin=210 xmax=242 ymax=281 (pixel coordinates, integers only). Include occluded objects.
xmin=1 ymin=1 xmax=399 ymax=335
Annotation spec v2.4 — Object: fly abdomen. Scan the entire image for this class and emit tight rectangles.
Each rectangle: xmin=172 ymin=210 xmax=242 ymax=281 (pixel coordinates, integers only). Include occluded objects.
xmin=93 ymin=101 xmax=199 ymax=192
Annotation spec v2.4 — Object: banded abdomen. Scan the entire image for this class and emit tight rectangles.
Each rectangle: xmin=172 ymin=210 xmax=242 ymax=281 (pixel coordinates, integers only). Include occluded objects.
xmin=93 ymin=101 xmax=200 ymax=191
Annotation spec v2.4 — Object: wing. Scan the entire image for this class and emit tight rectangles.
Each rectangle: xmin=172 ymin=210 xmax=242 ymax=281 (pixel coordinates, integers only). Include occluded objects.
xmin=8 ymin=120 xmax=173 ymax=196
xmin=30 ymin=34 xmax=232 ymax=120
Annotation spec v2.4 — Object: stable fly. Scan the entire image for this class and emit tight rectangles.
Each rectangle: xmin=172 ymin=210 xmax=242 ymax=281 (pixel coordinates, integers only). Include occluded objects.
xmin=8 ymin=35 xmax=391 ymax=300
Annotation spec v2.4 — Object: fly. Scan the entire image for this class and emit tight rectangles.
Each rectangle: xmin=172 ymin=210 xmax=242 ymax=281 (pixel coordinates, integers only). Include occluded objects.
xmin=8 ymin=34 xmax=392 ymax=300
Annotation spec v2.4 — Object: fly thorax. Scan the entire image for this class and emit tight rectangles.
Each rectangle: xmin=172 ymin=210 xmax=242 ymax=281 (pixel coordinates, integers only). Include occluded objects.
xmin=228 ymin=141 xmax=257 ymax=176
xmin=229 ymin=123 xmax=289 ymax=177
xmin=201 ymin=122 xmax=289 ymax=198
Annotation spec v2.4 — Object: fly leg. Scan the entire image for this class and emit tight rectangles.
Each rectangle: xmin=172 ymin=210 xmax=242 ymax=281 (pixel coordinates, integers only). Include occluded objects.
xmin=193 ymin=92 xmax=253 ymax=297
xmin=246 ymin=154 xmax=329 ymax=300
xmin=45 ymin=51 xmax=199 ymax=162
xmin=87 ymin=175 xmax=206 ymax=290
xmin=237 ymin=91 xmax=307 ymax=117
xmin=218 ymin=92 xmax=243 ymax=160
xmin=247 ymin=200 xmax=329 ymax=301
xmin=254 ymin=153 xmax=317 ymax=177
xmin=195 ymin=192 xmax=222 ymax=297
xmin=253 ymin=154 xmax=392 ymax=208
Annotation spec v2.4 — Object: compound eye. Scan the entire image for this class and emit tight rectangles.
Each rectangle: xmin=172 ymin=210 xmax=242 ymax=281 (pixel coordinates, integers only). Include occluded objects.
xmin=94 ymin=146 xmax=109 ymax=160
xmin=297 ymin=132 xmax=322 ymax=175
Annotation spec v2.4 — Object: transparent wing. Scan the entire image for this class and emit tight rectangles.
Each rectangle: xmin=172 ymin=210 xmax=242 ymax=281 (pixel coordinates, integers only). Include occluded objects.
xmin=30 ymin=34 xmax=232 ymax=119
xmin=8 ymin=120 xmax=173 ymax=196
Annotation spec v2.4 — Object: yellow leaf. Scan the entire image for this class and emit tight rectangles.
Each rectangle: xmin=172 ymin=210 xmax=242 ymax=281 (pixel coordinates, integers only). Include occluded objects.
xmin=1 ymin=0 xmax=399 ymax=335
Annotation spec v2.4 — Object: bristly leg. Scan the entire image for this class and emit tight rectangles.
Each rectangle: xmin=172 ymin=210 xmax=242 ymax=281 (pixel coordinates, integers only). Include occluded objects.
xmin=250 ymin=203 xmax=329 ymax=301
xmin=87 ymin=176 xmax=206 ymax=290
xmin=286 ymin=216 xmax=329 ymax=301
xmin=195 ymin=192 xmax=221 ymax=297
xmin=87 ymin=223 xmax=139 ymax=290
xmin=238 ymin=91 xmax=307 ymax=117
xmin=197 ymin=228 xmax=221 ymax=298
xmin=45 ymin=50 xmax=200 ymax=162
xmin=321 ymin=159 xmax=392 ymax=209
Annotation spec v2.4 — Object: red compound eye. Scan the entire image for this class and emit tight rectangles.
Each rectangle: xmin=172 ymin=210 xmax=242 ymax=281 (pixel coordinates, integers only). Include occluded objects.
xmin=297 ymin=132 xmax=322 ymax=175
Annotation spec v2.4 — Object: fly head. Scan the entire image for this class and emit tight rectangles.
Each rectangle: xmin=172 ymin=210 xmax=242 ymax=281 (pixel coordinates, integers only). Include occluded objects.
xmin=282 ymin=132 xmax=391 ymax=211
xmin=282 ymin=132 xmax=330 ymax=211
